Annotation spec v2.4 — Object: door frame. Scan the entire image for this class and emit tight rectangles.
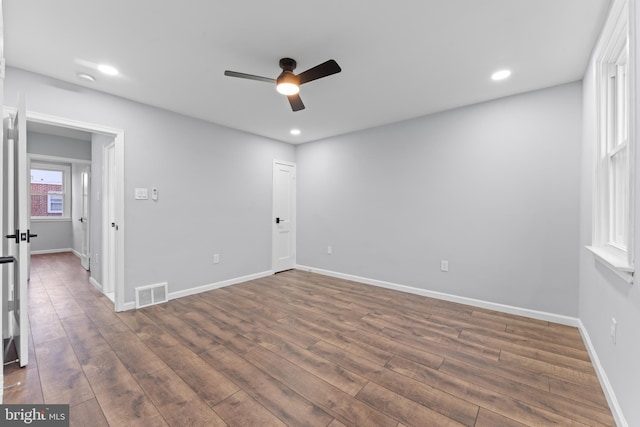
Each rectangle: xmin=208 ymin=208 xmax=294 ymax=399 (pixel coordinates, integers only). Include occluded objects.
xmin=102 ymin=141 xmax=116 ymax=296
xmin=4 ymin=108 xmax=126 ymax=311
xmin=272 ymin=159 xmax=297 ymax=272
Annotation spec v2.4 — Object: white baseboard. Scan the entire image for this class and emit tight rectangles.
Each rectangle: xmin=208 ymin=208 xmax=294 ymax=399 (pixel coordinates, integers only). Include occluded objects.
xmin=168 ymin=270 xmax=274 ymax=301
xmin=31 ymin=248 xmax=74 ymax=255
xmin=71 ymin=249 xmax=81 ymax=258
xmin=297 ymin=265 xmax=580 ymax=326
xmin=89 ymin=276 xmax=102 ymax=292
xmin=121 ymin=301 xmax=136 ymax=311
xmin=119 ymin=270 xmax=275 ymax=311
xmin=578 ymin=320 xmax=628 ymax=427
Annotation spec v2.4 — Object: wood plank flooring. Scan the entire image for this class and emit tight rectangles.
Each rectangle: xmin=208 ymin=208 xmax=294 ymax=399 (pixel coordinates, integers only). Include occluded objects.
xmin=3 ymin=252 xmax=615 ymax=426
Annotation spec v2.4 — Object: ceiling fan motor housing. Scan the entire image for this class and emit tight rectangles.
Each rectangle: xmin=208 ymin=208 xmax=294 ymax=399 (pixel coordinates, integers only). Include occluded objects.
xmin=279 ymin=58 xmax=297 ymax=71
xmin=277 ymin=58 xmax=299 ymax=88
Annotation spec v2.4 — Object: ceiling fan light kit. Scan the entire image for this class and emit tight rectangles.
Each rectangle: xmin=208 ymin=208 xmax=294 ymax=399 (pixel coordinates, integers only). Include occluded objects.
xmin=225 ymin=57 xmax=342 ymax=111
xmin=276 ymin=72 xmax=300 ymax=95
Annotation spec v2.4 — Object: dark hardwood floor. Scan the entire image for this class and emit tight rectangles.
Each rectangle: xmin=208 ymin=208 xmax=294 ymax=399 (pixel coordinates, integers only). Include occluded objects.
xmin=3 ymin=252 xmax=615 ymax=426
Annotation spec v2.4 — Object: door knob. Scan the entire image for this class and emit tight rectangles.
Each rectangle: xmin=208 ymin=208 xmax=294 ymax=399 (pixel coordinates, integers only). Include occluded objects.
xmin=27 ymin=230 xmax=38 ymax=243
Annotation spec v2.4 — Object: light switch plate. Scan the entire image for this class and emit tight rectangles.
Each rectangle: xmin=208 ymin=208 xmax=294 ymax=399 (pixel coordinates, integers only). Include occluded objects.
xmin=135 ymin=188 xmax=149 ymax=200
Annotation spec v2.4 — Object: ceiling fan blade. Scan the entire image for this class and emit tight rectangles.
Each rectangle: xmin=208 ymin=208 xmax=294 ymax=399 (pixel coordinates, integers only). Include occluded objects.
xmin=287 ymin=93 xmax=305 ymax=111
xmin=224 ymin=70 xmax=275 ymax=83
xmin=297 ymin=60 xmax=341 ymax=85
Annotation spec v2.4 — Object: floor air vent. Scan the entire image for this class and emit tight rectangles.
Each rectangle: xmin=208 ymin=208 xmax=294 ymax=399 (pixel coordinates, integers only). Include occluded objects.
xmin=135 ymin=282 xmax=168 ymax=309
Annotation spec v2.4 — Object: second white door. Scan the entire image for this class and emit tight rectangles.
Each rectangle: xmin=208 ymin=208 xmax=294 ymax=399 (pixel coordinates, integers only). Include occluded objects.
xmin=272 ymin=161 xmax=296 ymax=273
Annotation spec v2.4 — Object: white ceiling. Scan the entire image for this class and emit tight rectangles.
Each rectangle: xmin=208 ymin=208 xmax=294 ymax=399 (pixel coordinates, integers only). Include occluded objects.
xmin=4 ymin=0 xmax=610 ymax=144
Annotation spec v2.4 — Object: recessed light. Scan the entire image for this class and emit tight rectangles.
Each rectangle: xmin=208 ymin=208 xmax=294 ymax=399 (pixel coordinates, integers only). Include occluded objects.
xmin=491 ymin=69 xmax=511 ymax=81
xmin=98 ymin=64 xmax=119 ymax=76
xmin=76 ymin=72 xmax=95 ymax=82
xmin=290 ymin=129 xmax=301 ymax=136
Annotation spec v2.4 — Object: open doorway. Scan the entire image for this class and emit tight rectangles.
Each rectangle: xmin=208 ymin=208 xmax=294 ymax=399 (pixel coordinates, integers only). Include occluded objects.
xmin=28 ymin=122 xmax=92 ymax=269
xmin=20 ymin=110 xmax=125 ymax=311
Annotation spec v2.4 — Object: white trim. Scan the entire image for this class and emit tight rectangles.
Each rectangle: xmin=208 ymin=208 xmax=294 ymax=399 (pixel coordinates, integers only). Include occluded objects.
xmin=30 ymin=248 xmax=74 ymax=255
xmin=30 ymin=217 xmax=72 ymax=223
xmin=121 ymin=301 xmax=136 ymax=311
xmin=116 ymin=270 xmax=275 ymax=311
xmin=3 ymin=107 xmax=122 ymax=136
xmin=89 ymin=276 xmax=102 ymax=292
xmin=168 ymin=270 xmax=274 ymax=302
xmin=591 ymin=0 xmax=636 ymax=278
xmin=102 ymin=141 xmax=116 ymax=303
xmin=296 ymin=265 xmax=581 ymax=327
xmin=578 ymin=320 xmax=629 ymax=427
xmin=29 ymin=153 xmax=91 ymax=165
xmin=586 ymin=245 xmax=635 ymax=283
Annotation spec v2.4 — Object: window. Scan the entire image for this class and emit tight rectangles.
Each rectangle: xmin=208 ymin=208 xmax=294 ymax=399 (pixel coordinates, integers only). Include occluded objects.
xmin=47 ymin=192 xmax=64 ymax=214
xmin=588 ymin=0 xmax=635 ymax=282
xmin=605 ymin=41 xmax=629 ymax=250
xmin=31 ymin=163 xmax=71 ymax=219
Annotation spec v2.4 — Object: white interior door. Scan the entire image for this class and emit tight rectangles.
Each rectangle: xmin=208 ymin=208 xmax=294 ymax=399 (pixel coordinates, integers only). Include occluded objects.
xmin=79 ymin=166 xmax=90 ymax=270
xmin=5 ymin=96 xmax=30 ymax=367
xmin=272 ymin=160 xmax=296 ymax=273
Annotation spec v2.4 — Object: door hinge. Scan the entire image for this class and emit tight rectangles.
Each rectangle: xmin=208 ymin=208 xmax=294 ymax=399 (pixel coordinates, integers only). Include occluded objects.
xmin=7 ymin=300 xmax=14 ymax=312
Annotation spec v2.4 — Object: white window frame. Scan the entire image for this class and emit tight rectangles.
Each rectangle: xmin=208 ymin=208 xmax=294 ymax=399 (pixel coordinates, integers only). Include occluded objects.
xmin=588 ymin=0 xmax=636 ymax=283
xmin=30 ymin=161 xmax=71 ymax=220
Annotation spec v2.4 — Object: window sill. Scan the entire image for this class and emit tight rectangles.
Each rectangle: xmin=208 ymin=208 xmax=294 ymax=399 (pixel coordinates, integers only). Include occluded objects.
xmin=31 ymin=217 xmax=72 ymax=222
xmin=586 ymin=245 xmax=634 ymax=284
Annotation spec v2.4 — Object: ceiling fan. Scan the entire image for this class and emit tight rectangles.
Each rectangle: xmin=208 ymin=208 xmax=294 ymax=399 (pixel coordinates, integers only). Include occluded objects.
xmin=224 ymin=58 xmax=342 ymax=112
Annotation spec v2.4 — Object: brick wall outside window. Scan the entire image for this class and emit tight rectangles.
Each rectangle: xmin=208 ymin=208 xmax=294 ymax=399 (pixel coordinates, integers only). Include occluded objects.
xmin=31 ymin=183 xmax=63 ymax=216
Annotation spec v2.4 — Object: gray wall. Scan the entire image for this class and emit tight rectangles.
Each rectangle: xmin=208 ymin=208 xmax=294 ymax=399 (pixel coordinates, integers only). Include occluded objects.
xmin=579 ymin=24 xmax=640 ymax=426
xmin=6 ymin=67 xmax=296 ymax=303
xmin=296 ymin=82 xmax=582 ymax=316
xmin=27 ymin=131 xmax=90 ymax=253
xmin=29 ymin=222 xmax=73 ymax=253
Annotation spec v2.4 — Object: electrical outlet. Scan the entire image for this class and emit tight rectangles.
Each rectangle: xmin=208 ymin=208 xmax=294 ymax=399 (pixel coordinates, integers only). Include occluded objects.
xmin=213 ymin=254 xmax=220 ymax=264
xmin=328 ymin=246 xmax=333 ymax=255
xmin=610 ymin=318 xmax=617 ymax=344
xmin=440 ymin=260 xmax=449 ymax=272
